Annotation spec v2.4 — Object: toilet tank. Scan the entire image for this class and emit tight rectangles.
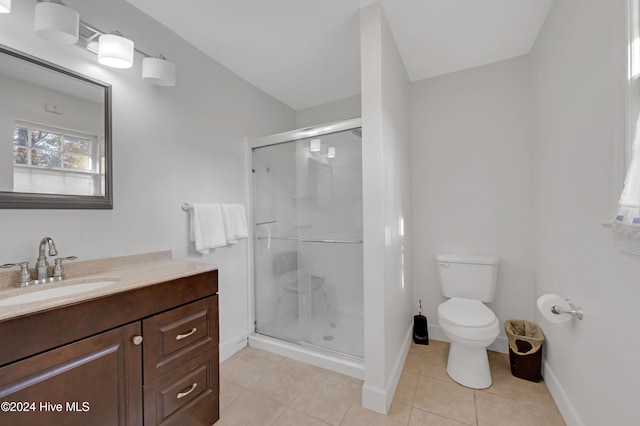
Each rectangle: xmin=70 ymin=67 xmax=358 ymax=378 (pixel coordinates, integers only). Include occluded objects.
xmin=436 ymin=254 xmax=499 ymax=302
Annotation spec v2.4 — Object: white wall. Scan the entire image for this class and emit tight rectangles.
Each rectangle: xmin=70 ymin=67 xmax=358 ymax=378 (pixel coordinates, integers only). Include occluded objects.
xmin=295 ymin=95 xmax=362 ymax=128
xmin=361 ymin=2 xmax=413 ymax=414
xmin=532 ymin=0 xmax=640 ymax=424
xmin=410 ymin=55 xmax=536 ymax=352
xmin=0 ymin=0 xmax=295 ymax=359
xmin=0 ymin=75 xmax=102 ymax=137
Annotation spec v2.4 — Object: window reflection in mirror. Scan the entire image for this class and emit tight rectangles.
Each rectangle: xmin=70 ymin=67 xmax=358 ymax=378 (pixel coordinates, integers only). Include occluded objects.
xmin=12 ymin=122 xmax=104 ymax=196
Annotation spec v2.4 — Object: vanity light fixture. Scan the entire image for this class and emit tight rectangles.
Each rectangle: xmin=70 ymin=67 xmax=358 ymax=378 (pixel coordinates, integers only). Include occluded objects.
xmin=142 ymin=55 xmax=176 ymax=86
xmin=79 ymin=22 xmax=176 ymax=86
xmin=0 ymin=0 xmax=10 ymax=14
xmin=327 ymin=146 xmax=336 ymax=159
xmin=33 ymin=0 xmax=79 ymax=44
xmin=98 ymin=32 xmax=134 ymax=69
xmin=26 ymin=3 xmax=178 ymax=86
xmin=310 ymin=138 xmax=321 ymax=152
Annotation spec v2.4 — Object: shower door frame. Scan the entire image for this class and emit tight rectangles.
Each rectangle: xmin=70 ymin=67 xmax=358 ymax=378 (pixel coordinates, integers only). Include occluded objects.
xmin=249 ymin=117 xmax=362 ymax=150
xmin=246 ymin=117 xmax=362 ymax=355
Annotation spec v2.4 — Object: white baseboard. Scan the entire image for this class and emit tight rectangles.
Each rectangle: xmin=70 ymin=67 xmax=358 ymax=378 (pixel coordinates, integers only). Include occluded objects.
xmin=362 ymin=324 xmax=413 ymax=415
xmin=220 ymin=333 xmax=248 ymax=362
xmin=362 ymin=383 xmax=387 ymax=414
xmin=385 ymin=324 xmax=413 ymax=409
xmin=248 ymin=334 xmax=365 ymax=379
xmin=542 ymin=359 xmax=583 ymax=426
xmin=427 ymin=323 xmax=447 ymax=344
xmin=488 ymin=336 xmax=508 ymax=354
xmin=427 ymin=323 xmax=509 ymax=354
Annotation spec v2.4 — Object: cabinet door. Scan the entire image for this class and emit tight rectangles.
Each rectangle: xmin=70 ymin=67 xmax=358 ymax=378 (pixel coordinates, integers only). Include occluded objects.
xmin=0 ymin=322 xmax=143 ymax=426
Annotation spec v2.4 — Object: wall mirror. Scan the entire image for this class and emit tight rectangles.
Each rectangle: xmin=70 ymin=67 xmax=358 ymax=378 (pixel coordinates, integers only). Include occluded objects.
xmin=0 ymin=44 xmax=112 ymax=209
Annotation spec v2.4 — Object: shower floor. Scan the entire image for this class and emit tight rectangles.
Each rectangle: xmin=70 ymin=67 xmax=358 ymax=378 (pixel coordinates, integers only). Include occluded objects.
xmin=257 ymin=309 xmax=364 ymax=359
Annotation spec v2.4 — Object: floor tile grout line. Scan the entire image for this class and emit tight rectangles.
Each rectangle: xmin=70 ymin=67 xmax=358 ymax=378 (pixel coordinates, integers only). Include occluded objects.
xmin=407 ymin=405 xmax=415 ymax=426
xmin=474 ymin=390 xmax=479 ymax=426
xmin=413 ymin=406 xmax=476 ymax=426
xmin=417 ymin=372 xmax=454 ymax=384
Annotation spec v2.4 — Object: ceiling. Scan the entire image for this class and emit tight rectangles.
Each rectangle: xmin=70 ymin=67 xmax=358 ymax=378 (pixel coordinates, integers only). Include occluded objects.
xmin=126 ymin=0 xmax=553 ymax=111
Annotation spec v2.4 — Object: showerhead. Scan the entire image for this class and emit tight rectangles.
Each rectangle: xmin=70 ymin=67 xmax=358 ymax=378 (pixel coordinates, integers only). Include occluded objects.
xmin=352 ymin=128 xmax=362 ymax=137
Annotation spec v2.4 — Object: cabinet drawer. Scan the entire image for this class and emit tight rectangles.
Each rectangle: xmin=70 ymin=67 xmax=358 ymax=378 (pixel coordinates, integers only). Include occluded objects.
xmin=144 ymin=348 xmax=219 ymax=426
xmin=143 ymin=296 xmax=218 ymax=383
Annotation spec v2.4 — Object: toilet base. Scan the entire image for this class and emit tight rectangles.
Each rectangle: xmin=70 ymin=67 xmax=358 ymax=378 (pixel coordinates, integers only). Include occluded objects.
xmin=446 ymin=342 xmax=492 ymax=389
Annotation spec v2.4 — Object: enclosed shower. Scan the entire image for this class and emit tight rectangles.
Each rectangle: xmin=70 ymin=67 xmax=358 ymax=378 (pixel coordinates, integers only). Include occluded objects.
xmin=249 ymin=118 xmax=363 ymax=374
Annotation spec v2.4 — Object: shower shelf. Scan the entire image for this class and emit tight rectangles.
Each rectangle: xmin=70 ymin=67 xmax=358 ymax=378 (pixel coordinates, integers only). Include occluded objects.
xmin=256 ymin=236 xmax=363 ymax=244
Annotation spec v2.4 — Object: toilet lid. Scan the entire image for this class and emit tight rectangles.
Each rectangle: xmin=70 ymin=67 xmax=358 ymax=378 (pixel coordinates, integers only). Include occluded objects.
xmin=438 ymin=298 xmax=496 ymax=327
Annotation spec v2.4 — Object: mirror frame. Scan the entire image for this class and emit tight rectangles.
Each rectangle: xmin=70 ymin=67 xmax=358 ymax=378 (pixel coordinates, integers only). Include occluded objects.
xmin=0 ymin=44 xmax=112 ymax=209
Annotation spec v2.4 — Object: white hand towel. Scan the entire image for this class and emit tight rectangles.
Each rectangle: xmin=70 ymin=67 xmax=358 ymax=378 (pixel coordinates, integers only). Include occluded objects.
xmin=189 ymin=203 xmax=227 ymax=253
xmin=221 ymin=204 xmax=248 ymax=244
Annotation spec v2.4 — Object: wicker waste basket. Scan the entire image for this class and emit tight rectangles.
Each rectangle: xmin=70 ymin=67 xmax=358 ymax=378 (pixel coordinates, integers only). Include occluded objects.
xmin=504 ymin=320 xmax=545 ymax=382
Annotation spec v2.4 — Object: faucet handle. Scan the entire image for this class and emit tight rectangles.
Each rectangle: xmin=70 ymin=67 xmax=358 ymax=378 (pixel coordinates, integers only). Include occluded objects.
xmin=52 ymin=256 xmax=77 ymax=280
xmin=1 ymin=262 xmax=33 ymax=287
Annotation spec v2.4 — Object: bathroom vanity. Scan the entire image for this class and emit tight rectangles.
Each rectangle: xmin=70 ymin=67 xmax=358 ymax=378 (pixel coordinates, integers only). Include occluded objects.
xmin=0 ymin=256 xmax=219 ymax=426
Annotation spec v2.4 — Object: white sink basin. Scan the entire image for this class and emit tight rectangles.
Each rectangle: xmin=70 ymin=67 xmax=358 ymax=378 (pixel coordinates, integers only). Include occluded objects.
xmin=0 ymin=280 xmax=119 ymax=306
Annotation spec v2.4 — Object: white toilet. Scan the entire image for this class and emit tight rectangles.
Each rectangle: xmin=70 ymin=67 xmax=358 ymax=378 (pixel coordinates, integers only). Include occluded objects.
xmin=436 ymin=254 xmax=500 ymax=389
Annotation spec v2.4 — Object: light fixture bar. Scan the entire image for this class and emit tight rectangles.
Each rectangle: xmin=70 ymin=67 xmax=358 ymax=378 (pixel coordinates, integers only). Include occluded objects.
xmin=33 ymin=12 xmax=177 ymax=85
xmin=78 ymin=20 xmax=153 ymax=58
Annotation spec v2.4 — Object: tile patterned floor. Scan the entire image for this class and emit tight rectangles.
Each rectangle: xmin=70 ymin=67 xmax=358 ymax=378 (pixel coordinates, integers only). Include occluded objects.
xmin=216 ymin=340 xmax=565 ymax=426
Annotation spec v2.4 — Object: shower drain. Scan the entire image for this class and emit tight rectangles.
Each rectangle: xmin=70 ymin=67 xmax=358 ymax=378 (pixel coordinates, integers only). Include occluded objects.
xmin=322 ymin=335 xmax=334 ymax=341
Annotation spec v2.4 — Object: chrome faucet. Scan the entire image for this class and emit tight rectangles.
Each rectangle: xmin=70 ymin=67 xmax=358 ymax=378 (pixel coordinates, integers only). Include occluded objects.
xmin=36 ymin=237 xmax=58 ymax=281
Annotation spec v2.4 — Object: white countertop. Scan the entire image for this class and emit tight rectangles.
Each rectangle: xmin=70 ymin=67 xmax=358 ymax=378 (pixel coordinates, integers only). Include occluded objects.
xmin=0 ymin=258 xmax=217 ymax=322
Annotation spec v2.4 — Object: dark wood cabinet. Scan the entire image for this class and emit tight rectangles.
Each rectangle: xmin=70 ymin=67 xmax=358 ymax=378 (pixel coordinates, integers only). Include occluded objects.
xmin=0 ymin=322 xmax=142 ymax=426
xmin=143 ymin=348 xmax=219 ymax=425
xmin=0 ymin=269 xmax=219 ymax=426
xmin=143 ymin=295 xmax=219 ymax=425
xmin=143 ymin=296 xmax=219 ymax=383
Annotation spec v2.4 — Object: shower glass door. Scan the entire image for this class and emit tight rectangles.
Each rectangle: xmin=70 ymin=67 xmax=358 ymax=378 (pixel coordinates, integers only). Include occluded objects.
xmin=252 ymin=126 xmax=363 ymax=358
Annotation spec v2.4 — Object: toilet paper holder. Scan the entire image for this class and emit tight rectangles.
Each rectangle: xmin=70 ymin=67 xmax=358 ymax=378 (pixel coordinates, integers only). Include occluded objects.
xmin=551 ymin=299 xmax=583 ymax=320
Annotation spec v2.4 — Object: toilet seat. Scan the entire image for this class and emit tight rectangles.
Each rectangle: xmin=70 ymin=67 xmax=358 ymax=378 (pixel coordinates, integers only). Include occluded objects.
xmin=438 ymin=297 xmax=495 ymax=327
xmin=438 ymin=298 xmax=499 ymax=341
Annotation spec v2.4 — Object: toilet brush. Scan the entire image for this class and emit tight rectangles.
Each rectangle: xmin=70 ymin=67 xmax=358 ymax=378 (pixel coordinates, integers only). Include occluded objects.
xmin=413 ymin=299 xmax=429 ymax=345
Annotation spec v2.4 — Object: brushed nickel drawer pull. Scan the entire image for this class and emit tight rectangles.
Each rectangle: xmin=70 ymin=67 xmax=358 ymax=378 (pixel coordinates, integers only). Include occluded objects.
xmin=177 ymin=383 xmax=197 ymax=399
xmin=176 ymin=327 xmax=197 ymax=340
